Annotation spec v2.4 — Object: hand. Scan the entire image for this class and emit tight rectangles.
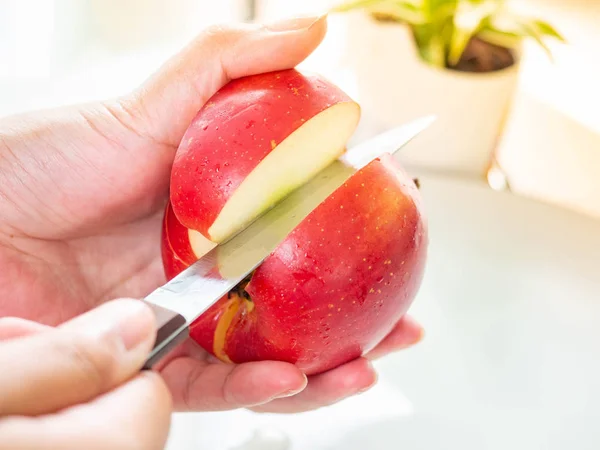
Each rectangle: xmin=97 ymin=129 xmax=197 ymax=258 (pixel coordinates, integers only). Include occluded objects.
xmin=0 ymin=14 xmax=424 ymax=414
xmin=0 ymin=299 xmax=172 ymax=450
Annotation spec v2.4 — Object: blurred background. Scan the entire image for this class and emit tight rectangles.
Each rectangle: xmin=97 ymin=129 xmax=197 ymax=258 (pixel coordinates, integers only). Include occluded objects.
xmin=0 ymin=0 xmax=598 ymax=221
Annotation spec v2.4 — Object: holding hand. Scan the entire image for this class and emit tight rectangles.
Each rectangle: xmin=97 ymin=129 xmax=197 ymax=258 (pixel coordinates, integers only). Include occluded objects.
xmin=0 ymin=300 xmax=171 ymax=450
xmin=0 ymin=13 xmax=423 ymax=420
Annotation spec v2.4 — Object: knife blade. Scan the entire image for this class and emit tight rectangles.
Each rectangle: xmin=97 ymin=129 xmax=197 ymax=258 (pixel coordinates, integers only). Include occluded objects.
xmin=141 ymin=114 xmax=436 ymax=369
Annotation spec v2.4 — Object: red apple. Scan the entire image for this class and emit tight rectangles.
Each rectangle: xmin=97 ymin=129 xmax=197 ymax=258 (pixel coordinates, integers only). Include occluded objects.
xmin=161 ymin=68 xmax=428 ymax=375
xmin=162 ymin=153 xmax=427 ymax=375
xmin=169 ymin=68 xmax=361 ymax=244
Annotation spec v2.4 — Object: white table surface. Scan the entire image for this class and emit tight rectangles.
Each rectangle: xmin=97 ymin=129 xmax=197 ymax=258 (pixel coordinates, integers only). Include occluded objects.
xmin=164 ymin=171 xmax=600 ymax=450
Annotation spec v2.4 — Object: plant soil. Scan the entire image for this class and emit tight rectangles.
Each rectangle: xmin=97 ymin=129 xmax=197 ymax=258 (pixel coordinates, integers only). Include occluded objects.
xmin=370 ymin=12 xmax=515 ymax=73
xmin=451 ymin=37 xmax=515 ymax=73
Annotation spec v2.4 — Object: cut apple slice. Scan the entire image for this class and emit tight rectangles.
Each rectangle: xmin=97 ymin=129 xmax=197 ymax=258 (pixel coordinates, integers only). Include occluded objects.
xmin=188 ymin=229 xmax=216 ymax=258
xmin=208 ymin=101 xmax=359 ymax=243
xmin=162 ymin=201 xmax=217 ymax=264
xmin=170 ymin=68 xmax=361 ymax=243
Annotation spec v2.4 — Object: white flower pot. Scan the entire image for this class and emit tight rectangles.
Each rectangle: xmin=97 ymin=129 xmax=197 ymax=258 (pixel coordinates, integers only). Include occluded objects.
xmin=344 ymin=12 xmax=521 ymax=179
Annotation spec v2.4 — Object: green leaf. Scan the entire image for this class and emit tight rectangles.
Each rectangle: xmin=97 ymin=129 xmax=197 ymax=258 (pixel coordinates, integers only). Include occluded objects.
xmin=477 ymin=12 xmax=565 ymax=61
xmin=330 ymin=0 xmax=426 ymax=25
xmin=423 ymin=0 xmax=458 ymax=22
xmin=330 ymin=0 xmax=389 ymax=13
xmin=478 ymin=26 xmax=522 ymax=49
xmin=448 ymin=30 xmax=472 ymax=66
xmin=531 ymin=19 xmax=566 ymax=42
xmin=372 ymin=1 xmax=428 ymax=25
xmin=517 ymin=19 xmax=554 ymax=60
xmin=447 ymin=0 xmax=500 ymax=66
xmin=417 ymin=30 xmax=447 ymax=67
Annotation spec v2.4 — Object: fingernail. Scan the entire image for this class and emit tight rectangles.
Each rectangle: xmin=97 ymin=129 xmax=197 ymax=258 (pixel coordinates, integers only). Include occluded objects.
xmin=406 ymin=322 xmax=425 ymax=346
xmin=265 ymin=12 xmax=327 ymax=32
xmin=274 ymin=373 xmax=308 ymax=399
xmin=66 ymin=299 xmax=155 ymax=352
xmin=357 ymin=371 xmax=379 ymax=394
xmin=413 ymin=326 xmax=425 ymax=344
xmin=112 ymin=300 xmax=156 ymax=351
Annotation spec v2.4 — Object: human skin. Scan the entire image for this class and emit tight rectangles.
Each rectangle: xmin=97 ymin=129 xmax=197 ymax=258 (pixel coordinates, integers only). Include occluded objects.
xmin=0 ymin=300 xmax=173 ymax=449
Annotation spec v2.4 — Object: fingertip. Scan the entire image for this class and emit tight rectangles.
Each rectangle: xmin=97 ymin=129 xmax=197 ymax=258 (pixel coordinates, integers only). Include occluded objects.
xmin=299 ymin=12 xmax=328 ymax=47
xmin=62 ymin=298 xmax=158 ymax=355
xmin=113 ymin=297 xmax=158 ymax=336
xmin=337 ymin=358 xmax=378 ymax=394
xmin=272 ymin=369 xmax=308 ymax=399
xmin=357 ymin=359 xmax=378 ymax=394
xmin=225 ymin=361 xmax=307 ymax=405
xmin=258 ymin=361 xmax=308 ymax=399
xmin=263 ymin=11 xmax=328 ymax=34
xmin=365 ymin=315 xmax=425 ymax=361
xmin=311 ymin=357 xmax=378 ymax=396
xmin=249 ymin=357 xmax=379 ymax=414
xmin=133 ymin=15 xmax=331 ymax=148
xmin=401 ymin=315 xmax=425 ymax=344
xmin=221 ymin=15 xmax=328 ymax=80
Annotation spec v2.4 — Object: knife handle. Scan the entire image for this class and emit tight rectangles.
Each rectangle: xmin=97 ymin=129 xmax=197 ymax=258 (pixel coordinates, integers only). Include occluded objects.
xmin=141 ymin=302 xmax=189 ymax=370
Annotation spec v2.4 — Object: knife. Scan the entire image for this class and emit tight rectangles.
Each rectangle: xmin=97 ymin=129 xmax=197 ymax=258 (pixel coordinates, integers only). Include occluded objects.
xmin=141 ymin=115 xmax=436 ymax=370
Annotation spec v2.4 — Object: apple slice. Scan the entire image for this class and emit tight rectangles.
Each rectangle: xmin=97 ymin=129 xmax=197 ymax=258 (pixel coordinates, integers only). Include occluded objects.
xmin=169 ymin=68 xmax=361 ymax=243
xmin=161 ymin=201 xmax=215 ymax=280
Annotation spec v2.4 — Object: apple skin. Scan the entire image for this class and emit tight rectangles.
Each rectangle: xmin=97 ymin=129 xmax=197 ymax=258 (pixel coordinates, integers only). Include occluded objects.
xmin=162 ymin=154 xmax=428 ymax=376
xmin=169 ymin=68 xmax=359 ymax=240
xmin=161 ymin=201 xmax=196 ymax=281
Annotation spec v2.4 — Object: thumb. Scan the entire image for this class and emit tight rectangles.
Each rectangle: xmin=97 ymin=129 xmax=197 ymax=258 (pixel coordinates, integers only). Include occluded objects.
xmin=121 ymin=13 xmax=328 ymax=149
xmin=0 ymin=299 xmax=156 ymax=417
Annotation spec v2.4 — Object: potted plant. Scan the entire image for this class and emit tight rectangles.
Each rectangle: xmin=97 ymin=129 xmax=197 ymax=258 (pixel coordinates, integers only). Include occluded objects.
xmin=331 ymin=0 xmax=565 ymax=178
